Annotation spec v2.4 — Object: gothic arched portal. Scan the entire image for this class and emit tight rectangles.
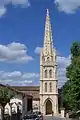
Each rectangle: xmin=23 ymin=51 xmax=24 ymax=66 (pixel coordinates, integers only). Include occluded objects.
xmin=45 ymin=99 xmax=52 ymax=115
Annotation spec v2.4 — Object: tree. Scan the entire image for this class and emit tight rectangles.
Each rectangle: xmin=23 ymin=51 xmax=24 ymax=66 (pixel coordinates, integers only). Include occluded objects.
xmin=0 ymin=86 xmax=15 ymax=120
xmin=62 ymin=41 xmax=80 ymax=112
xmin=71 ymin=42 xmax=80 ymax=58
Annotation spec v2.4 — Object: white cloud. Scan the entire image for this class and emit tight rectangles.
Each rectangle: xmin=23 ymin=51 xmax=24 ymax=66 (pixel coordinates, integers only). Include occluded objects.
xmin=0 ymin=0 xmax=30 ymax=17
xmin=54 ymin=0 xmax=80 ymax=14
xmin=34 ymin=47 xmax=42 ymax=55
xmin=57 ymin=55 xmax=71 ymax=88
xmin=57 ymin=55 xmax=71 ymax=66
xmin=0 ymin=42 xmax=33 ymax=63
xmin=0 ymin=71 xmax=39 ymax=86
xmin=0 ymin=44 xmax=71 ymax=87
xmin=11 ymin=0 xmax=30 ymax=7
xmin=2 ymin=71 xmax=22 ymax=79
xmin=0 ymin=55 xmax=70 ymax=87
xmin=22 ymin=73 xmax=39 ymax=79
xmin=0 ymin=7 xmax=6 ymax=17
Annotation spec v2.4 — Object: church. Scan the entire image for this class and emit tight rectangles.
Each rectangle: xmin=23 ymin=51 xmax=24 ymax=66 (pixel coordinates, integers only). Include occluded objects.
xmin=12 ymin=9 xmax=60 ymax=116
xmin=40 ymin=9 xmax=58 ymax=115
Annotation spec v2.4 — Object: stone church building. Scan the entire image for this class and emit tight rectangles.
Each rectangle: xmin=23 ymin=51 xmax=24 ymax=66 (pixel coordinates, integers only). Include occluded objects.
xmin=40 ymin=9 xmax=58 ymax=115
xmin=13 ymin=9 xmax=60 ymax=116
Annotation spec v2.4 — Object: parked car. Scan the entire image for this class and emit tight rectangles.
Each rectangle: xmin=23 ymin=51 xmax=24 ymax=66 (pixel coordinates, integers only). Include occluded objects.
xmin=34 ymin=111 xmax=43 ymax=120
xmin=33 ymin=106 xmax=39 ymax=113
xmin=23 ymin=114 xmax=39 ymax=120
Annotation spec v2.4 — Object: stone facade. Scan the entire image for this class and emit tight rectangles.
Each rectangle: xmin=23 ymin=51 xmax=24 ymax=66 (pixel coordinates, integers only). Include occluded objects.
xmin=40 ymin=9 xmax=58 ymax=115
xmin=13 ymin=86 xmax=40 ymax=111
xmin=12 ymin=86 xmax=61 ymax=115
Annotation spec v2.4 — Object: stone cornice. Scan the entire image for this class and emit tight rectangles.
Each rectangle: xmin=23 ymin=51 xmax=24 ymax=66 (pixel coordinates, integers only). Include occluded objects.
xmin=39 ymin=93 xmax=58 ymax=95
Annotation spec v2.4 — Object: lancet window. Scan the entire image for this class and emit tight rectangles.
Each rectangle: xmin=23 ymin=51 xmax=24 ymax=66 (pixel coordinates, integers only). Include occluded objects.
xmin=45 ymin=70 xmax=47 ymax=78
xmin=45 ymin=82 xmax=47 ymax=92
xmin=50 ymin=82 xmax=52 ymax=92
xmin=49 ymin=69 xmax=52 ymax=78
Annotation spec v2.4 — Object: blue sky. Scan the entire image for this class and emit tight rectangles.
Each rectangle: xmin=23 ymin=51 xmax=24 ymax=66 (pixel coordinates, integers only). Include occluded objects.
xmin=0 ymin=0 xmax=80 ymax=87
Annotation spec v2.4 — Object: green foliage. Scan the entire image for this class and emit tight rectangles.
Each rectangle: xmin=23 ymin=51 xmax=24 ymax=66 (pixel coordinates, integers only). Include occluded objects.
xmin=0 ymin=86 xmax=16 ymax=120
xmin=71 ymin=42 xmax=80 ymax=58
xmin=0 ymin=86 xmax=15 ymax=107
xmin=62 ymin=41 xmax=80 ymax=112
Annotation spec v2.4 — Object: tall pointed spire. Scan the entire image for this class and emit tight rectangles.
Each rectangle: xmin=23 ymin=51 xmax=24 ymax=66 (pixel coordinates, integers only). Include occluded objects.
xmin=43 ymin=9 xmax=53 ymax=56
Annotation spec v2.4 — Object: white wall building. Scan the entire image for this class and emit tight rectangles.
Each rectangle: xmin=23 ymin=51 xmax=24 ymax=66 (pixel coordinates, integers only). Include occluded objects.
xmin=5 ymin=98 xmax=22 ymax=115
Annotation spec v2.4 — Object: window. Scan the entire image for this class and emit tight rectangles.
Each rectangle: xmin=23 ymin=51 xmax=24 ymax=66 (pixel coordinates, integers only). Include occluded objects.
xmin=47 ymin=57 xmax=49 ymax=61
xmin=51 ymin=57 xmax=53 ymax=61
xmin=49 ymin=69 xmax=52 ymax=78
xmin=55 ymin=55 xmax=56 ymax=60
xmin=42 ymin=56 xmax=45 ymax=61
xmin=50 ymin=82 xmax=52 ymax=92
xmin=45 ymin=70 xmax=47 ymax=78
xmin=45 ymin=83 xmax=47 ymax=92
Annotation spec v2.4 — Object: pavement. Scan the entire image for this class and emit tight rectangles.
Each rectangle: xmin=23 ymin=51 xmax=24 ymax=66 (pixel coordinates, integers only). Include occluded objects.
xmin=45 ymin=116 xmax=70 ymax=120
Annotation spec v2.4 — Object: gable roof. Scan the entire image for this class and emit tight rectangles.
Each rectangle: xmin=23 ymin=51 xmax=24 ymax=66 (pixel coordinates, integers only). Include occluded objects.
xmin=12 ymin=86 xmax=40 ymax=100
xmin=0 ymin=84 xmax=33 ymax=98
xmin=12 ymin=86 xmax=40 ymax=91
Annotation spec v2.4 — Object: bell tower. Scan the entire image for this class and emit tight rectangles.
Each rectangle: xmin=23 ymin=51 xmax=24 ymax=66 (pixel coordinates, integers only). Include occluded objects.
xmin=40 ymin=9 xmax=58 ymax=115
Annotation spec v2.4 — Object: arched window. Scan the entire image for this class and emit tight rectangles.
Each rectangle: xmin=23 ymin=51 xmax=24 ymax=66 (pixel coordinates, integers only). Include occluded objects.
xmin=45 ymin=83 xmax=47 ymax=92
xmin=55 ymin=55 xmax=56 ymax=60
xmin=47 ymin=57 xmax=49 ymax=61
xmin=49 ymin=69 xmax=52 ymax=78
xmin=50 ymin=82 xmax=52 ymax=92
xmin=45 ymin=70 xmax=47 ymax=78
xmin=42 ymin=56 xmax=45 ymax=61
xmin=51 ymin=57 xmax=53 ymax=61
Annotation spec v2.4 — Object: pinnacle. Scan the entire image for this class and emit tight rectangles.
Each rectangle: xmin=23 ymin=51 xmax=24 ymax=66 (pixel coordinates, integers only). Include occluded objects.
xmin=47 ymin=9 xmax=49 ymax=16
xmin=43 ymin=8 xmax=53 ymax=56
